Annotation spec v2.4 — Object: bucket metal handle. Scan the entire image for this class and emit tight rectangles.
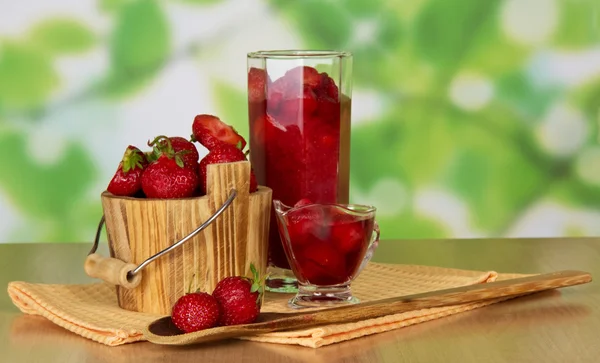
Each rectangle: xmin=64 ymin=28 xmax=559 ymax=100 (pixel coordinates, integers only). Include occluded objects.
xmin=84 ymin=189 xmax=238 ymax=289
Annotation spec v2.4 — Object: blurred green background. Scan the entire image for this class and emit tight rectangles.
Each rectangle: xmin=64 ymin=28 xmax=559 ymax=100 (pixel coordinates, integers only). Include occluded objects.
xmin=0 ymin=0 xmax=599 ymax=243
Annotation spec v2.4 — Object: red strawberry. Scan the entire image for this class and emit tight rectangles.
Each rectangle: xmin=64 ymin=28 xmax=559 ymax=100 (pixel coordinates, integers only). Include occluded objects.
xmin=294 ymin=198 xmax=313 ymax=208
xmin=249 ymin=171 xmax=258 ymax=193
xmin=199 ymin=143 xmax=258 ymax=195
xmin=285 ymin=66 xmax=321 ymax=89
xmin=163 ymin=137 xmax=199 ymax=169
xmin=300 ymin=242 xmax=347 ymax=285
xmin=331 ymin=220 xmax=365 ymax=254
xmin=192 ymin=114 xmax=247 ymax=151
xmin=141 ymin=154 xmax=199 ymax=199
xmin=266 ymin=77 xmax=287 ymax=114
xmin=107 ymin=146 xmax=148 ymax=197
xmin=287 ymin=202 xmax=324 ymax=249
xmin=248 ymin=67 xmax=271 ymax=103
xmin=171 ymin=292 xmax=221 ymax=333
xmin=212 ymin=264 xmax=263 ymax=326
xmin=251 ymin=113 xmax=286 ymax=147
xmin=317 ymin=72 xmax=339 ymax=100
xmin=278 ymin=85 xmax=319 ymax=125
xmin=148 ymin=135 xmax=199 ymax=170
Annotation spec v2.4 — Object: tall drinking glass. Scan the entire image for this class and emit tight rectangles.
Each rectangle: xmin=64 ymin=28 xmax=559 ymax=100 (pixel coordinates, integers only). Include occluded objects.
xmin=247 ymin=50 xmax=352 ymax=292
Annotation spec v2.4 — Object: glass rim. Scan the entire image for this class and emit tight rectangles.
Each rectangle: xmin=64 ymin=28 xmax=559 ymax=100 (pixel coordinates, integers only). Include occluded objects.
xmin=274 ymin=200 xmax=377 ymax=215
xmin=341 ymin=204 xmax=377 ymax=214
xmin=247 ymin=50 xmax=352 ymax=59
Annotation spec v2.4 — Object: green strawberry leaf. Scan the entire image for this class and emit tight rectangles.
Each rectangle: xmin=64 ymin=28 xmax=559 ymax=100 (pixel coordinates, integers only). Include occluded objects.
xmin=28 ymin=18 xmax=96 ymax=55
xmin=174 ymin=155 xmax=184 ymax=168
xmin=151 ymin=146 xmax=162 ymax=161
xmin=145 ymin=150 xmax=157 ymax=163
xmin=121 ymin=148 xmax=145 ymax=172
xmin=249 ymin=263 xmax=264 ymax=300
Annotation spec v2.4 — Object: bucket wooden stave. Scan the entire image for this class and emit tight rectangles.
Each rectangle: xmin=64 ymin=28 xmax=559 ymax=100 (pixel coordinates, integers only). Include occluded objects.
xmin=99 ymin=161 xmax=272 ymax=315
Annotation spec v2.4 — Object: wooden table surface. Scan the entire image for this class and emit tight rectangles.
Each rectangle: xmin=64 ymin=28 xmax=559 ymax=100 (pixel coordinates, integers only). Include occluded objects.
xmin=0 ymin=238 xmax=598 ymax=363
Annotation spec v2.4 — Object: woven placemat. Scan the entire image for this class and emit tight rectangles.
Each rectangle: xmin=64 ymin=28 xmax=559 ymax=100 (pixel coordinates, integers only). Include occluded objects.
xmin=7 ymin=263 xmax=526 ymax=348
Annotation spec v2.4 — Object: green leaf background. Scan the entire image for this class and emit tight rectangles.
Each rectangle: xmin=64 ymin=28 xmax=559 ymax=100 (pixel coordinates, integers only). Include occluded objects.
xmin=28 ymin=18 xmax=96 ymax=55
xmin=0 ymin=0 xmax=599 ymax=243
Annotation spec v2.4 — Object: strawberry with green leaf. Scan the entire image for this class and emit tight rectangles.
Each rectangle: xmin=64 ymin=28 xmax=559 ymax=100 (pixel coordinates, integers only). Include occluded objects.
xmin=212 ymin=263 xmax=265 ymax=326
xmin=151 ymin=136 xmax=199 ymax=171
xmin=198 ymin=143 xmax=258 ymax=195
xmin=141 ymin=136 xmax=199 ymax=199
xmin=147 ymin=135 xmax=199 ymax=169
xmin=107 ymin=145 xmax=148 ymax=197
xmin=191 ymin=114 xmax=247 ymax=151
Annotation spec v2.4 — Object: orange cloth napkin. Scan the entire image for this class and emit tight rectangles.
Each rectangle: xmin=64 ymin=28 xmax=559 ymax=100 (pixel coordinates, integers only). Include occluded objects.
xmin=7 ymin=263 xmax=525 ymax=348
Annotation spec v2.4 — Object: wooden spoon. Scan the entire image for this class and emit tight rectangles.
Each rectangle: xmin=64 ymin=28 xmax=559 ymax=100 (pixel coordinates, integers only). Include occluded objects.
xmin=143 ymin=270 xmax=591 ymax=346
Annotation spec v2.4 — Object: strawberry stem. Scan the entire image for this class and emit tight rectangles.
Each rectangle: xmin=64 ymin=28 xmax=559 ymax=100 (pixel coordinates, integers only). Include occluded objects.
xmin=148 ymin=135 xmax=174 ymax=155
xmin=145 ymin=150 xmax=158 ymax=163
xmin=121 ymin=147 xmax=145 ymax=173
xmin=249 ymin=262 xmax=266 ymax=306
xmin=147 ymin=136 xmax=188 ymax=169
xmin=187 ymin=274 xmax=196 ymax=294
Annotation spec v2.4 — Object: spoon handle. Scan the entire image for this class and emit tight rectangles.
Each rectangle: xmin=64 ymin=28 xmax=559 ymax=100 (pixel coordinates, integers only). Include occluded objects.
xmin=306 ymin=269 xmax=591 ymax=326
xmin=144 ymin=269 xmax=592 ymax=345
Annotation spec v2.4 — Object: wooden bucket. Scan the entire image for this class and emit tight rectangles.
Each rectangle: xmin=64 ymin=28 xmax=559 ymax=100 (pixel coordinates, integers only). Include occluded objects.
xmin=85 ymin=161 xmax=272 ymax=315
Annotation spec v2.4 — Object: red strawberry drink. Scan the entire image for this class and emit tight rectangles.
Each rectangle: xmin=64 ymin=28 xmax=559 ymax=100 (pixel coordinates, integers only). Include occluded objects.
xmin=247 ymin=51 xmax=352 ymax=292
xmin=273 ymin=200 xmax=379 ymax=308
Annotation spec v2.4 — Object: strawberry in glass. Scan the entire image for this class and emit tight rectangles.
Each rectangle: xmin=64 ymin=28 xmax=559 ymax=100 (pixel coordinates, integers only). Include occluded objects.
xmin=247 ymin=51 xmax=352 ymax=293
xmin=273 ymin=199 xmax=379 ymax=308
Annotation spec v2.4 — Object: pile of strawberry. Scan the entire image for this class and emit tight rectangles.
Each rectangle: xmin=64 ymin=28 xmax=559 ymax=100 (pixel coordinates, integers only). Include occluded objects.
xmin=171 ymin=264 xmax=264 ymax=333
xmin=107 ymin=114 xmax=257 ymax=198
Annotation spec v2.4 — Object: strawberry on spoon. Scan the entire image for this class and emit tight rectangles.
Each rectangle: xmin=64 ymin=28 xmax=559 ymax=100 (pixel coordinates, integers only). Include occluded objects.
xmin=212 ymin=263 xmax=265 ymax=326
xmin=171 ymin=292 xmax=221 ymax=333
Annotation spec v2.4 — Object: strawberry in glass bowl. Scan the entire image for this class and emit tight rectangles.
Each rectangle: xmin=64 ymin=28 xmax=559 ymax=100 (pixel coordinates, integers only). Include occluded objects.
xmin=273 ymin=198 xmax=380 ymax=308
